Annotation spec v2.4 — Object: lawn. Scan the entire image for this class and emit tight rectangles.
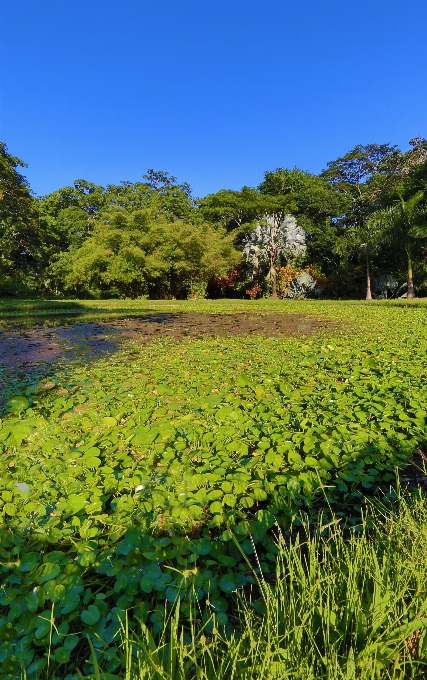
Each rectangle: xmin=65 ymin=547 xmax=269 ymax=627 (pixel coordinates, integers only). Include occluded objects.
xmin=1 ymin=299 xmax=427 ymax=678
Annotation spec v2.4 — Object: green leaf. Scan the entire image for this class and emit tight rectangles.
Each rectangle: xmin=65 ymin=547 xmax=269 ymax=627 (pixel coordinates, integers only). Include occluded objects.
xmin=252 ymin=488 xmax=267 ymax=501
xmin=305 ymin=456 xmax=320 ymax=468
xmin=60 ymin=587 xmax=82 ymax=615
xmin=35 ymin=618 xmax=52 ymax=640
xmin=85 ymin=456 xmax=101 ymax=468
xmin=81 ymin=604 xmax=101 ymax=626
xmin=3 ymin=502 xmax=17 ymax=516
xmin=217 ymin=555 xmax=237 ymax=567
xmin=140 ymin=577 xmax=154 ymax=593
xmin=103 ymin=416 xmax=118 ymax=427
xmin=256 ymin=509 xmax=275 ymax=529
xmin=0 ymin=623 xmax=15 ymax=641
xmin=218 ymin=575 xmax=237 ymax=593
xmin=26 ymin=588 xmax=42 ymax=612
xmin=38 ymin=562 xmax=60 ymax=583
xmin=46 ymin=527 xmax=62 ymax=543
xmin=6 ymin=395 xmax=29 ymax=413
xmin=27 ymin=657 xmax=47 ymax=675
xmin=54 ymin=646 xmax=71 ymax=664
xmin=239 ymin=496 xmax=254 ymax=508
xmin=19 ymin=551 xmax=40 ymax=572
xmin=78 ymin=549 xmax=97 ymax=566
xmin=64 ymin=493 xmax=87 ymax=514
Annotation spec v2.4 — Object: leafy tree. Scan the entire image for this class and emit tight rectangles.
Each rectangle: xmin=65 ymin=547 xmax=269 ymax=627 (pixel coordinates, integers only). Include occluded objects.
xmin=38 ymin=171 xmax=197 ymax=293
xmin=321 ymin=143 xmax=404 ymax=213
xmin=334 ymin=221 xmax=386 ymax=300
xmin=258 ymin=168 xmax=348 ymax=275
xmin=321 ymin=143 xmax=418 ymax=296
xmin=0 ymin=143 xmax=39 ymax=291
xmin=54 ymin=210 xmax=238 ymax=299
xmin=37 ymin=180 xmax=106 ymax=273
xmin=259 ymin=167 xmax=347 ymax=220
xmin=39 ymin=179 xmax=106 ymax=217
xmin=162 ymin=220 xmax=239 ymax=298
xmin=397 ymin=139 xmax=427 ymax=198
xmin=399 ymin=137 xmax=427 ymax=179
xmin=49 ymin=210 xmax=151 ymax=298
xmin=368 ymin=191 xmax=427 ymax=298
xmin=198 ymin=187 xmax=268 ymax=233
xmin=105 ymin=170 xmax=196 ymax=222
xmin=199 ymin=187 xmax=296 ymax=296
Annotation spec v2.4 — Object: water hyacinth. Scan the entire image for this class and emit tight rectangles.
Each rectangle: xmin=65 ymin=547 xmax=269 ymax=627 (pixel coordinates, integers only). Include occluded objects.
xmin=1 ymin=298 xmax=427 ymax=678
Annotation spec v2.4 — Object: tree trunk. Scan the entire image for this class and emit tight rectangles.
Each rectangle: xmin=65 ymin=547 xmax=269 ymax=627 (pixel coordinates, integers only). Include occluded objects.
xmin=271 ymin=266 xmax=277 ymax=298
xmin=407 ymin=249 xmax=415 ymax=299
xmin=366 ymin=259 xmax=372 ymax=301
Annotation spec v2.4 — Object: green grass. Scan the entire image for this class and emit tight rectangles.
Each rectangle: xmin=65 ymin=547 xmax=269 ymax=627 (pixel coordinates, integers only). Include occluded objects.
xmin=35 ymin=495 xmax=427 ymax=679
xmin=1 ymin=295 xmax=427 ymax=315
xmin=116 ymin=493 xmax=427 ymax=680
xmin=1 ymin=299 xmax=427 ymax=678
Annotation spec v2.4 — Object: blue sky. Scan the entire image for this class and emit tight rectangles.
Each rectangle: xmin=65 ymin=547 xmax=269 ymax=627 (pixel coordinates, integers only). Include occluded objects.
xmin=1 ymin=0 xmax=426 ymax=198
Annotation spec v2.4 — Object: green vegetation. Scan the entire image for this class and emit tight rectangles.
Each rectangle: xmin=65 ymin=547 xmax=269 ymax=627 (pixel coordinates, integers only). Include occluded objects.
xmin=2 ymin=136 xmax=427 ymax=677
xmin=1 ymin=300 xmax=427 ymax=677
xmin=84 ymin=493 xmax=427 ymax=680
xmin=1 ymin=138 xmax=427 ymax=300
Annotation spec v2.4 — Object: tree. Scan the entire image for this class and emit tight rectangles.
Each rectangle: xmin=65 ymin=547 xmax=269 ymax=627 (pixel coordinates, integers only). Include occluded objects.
xmin=243 ymin=213 xmax=306 ymax=298
xmin=396 ymin=139 xmax=427 ymax=198
xmin=158 ymin=220 xmax=239 ymax=298
xmin=38 ymin=170 xmax=197 ymax=294
xmin=334 ymin=220 xmax=385 ymax=300
xmin=54 ymin=210 xmax=239 ymax=299
xmin=105 ymin=170 xmax=196 ymax=222
xmin=321 ymin=143 xmax=404 ymax=213
xmin=50 ymin=210 xmax=153 ymax=298
xmin=320 ymin=143 xmax=417 ymax=297
xmin=368 ymin=191 xmax=427 ymax=299
xmin=259 ymin=167 xmax=347 ymax=220
xmin=258 ymin=168 xmax=348 ymax=276
xmin=399 ymin=137 xmax=427 ymax=178
xmin=39 ymin=179 xmax=106 ymax=219
xmin=198 ymin=187 xmax=268 ymax=232
xmin=199 ymin=187 xmax=296 ymax=296
xmin=37 ymin=180 xmax=106 ymax=274
xmin=0 ymin=142 xmax=39 ymax=290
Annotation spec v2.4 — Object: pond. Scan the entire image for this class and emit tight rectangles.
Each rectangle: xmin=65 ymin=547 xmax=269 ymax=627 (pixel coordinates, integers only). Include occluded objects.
xmin=0 ymin=310 xmax=337 ymax=365
xmin=0 ymin=310 xmax=336 ymax=407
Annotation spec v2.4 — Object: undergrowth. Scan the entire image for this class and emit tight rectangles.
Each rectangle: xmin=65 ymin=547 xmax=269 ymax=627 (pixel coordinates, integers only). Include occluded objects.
xmin=1 ymin=299 xmax=427 ymax=677
xmin=29 ymin=492 xmax=427 ymax=679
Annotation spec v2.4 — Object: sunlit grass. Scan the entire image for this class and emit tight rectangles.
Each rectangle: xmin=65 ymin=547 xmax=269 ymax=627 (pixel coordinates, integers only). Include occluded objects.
xmin=2 ymin=299 xmax=427 ymax=679
xmin=30 ymin=491 xmax=427 ymax=679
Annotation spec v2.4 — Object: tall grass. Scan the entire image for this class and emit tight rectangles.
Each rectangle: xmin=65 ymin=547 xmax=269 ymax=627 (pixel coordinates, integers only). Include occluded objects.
xmin=33 ymin=491 xmax=427 ymax=680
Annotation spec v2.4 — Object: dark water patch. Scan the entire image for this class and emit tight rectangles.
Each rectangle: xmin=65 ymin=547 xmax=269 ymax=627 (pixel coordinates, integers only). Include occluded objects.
xmin=0 ymin=311 xmax=337 ymax=408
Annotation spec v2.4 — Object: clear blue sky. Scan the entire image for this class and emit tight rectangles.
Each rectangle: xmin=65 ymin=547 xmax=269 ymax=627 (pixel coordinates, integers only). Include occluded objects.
xmin=1 ymin=0 xmax=426 ymax=198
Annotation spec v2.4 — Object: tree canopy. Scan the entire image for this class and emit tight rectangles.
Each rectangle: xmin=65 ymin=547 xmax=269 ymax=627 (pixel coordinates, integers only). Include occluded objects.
xmin=1 ymin=137 xmax=426 ymax=299
xmin=48 ymin=210 xmax=238 ymax=299
xmin=0 ymin=143 xmax=40 ymax=291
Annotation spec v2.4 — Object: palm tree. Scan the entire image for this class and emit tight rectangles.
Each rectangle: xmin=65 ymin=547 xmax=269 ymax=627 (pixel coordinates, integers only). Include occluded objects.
xmin=368 ymin=191 xmax=427 ymax=299
xmin=335 ymin=220 xmax=385 ymax=300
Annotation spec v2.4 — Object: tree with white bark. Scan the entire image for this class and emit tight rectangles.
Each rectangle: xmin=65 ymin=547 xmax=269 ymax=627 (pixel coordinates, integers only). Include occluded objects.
xmin=243 ymin=213 xmax=306 ymax=297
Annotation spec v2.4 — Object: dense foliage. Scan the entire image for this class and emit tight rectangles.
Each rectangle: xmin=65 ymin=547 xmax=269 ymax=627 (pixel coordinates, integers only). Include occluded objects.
xmin=1 ymin=139 xmax=427 ymax=299
xmin=1 ymin=299 xmax=427 ymax=677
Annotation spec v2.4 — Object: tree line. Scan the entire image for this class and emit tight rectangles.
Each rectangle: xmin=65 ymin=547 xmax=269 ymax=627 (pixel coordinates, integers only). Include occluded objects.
xmin=1 ymin=138 xmax=426 ymax=300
